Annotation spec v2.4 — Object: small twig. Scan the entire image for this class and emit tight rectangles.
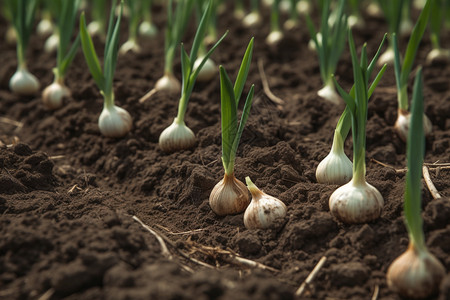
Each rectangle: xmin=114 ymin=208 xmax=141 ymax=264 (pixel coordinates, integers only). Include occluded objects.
xmin=48 ymin=155 xmax=65 ymax=160
xmin=371 ymin=285 xmax=379 ymax=300
xmin=68 ymin=184 xmax=81 ymax=194
xmin=133 ymin=215 xmax=173 ymax=259
xmin=0 ymin=117 xmax=23 ymax=128
xmin=257 ymin=59 xmax=285 ymax=106
xmin=423 ymin=166 xmax=442 ymax=200
xmin=371 ymin=158 xmax=450 ymax=174
xmin=139 ymin=88 xmax=158 ymax=103
xmin=37 ymin=289 xmax=55 ymax=300
xmin=295 ymin=256 xmax=327 ymax=297
xmin=227 ymin=255 xmax=279 ymax=272
xmin=155 ymin=224 xmax=205 ymax=235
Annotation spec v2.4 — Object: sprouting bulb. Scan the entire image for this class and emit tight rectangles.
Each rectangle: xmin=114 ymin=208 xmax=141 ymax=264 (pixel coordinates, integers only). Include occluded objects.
xmin=243 ymin=177 xmax=287 ymax=229
xmin=159 ymin=118 xmax=196 ymax=152
xmin=98 ymin=104 xmax=132 ymax=138
xmin=155 ymin=73 xmax=181 ymax=94
xmin=42 ymin=80 xmax=70 ymax=110
xmin=209 ymin=173 xmax=249 ymax=216
xmin=394 ymin=108 xmax=432 ymax=142
xmin=9 ymin=68 xmax=40 ymax=95
xmin=193 ymin=56 xmax=217 ymax=82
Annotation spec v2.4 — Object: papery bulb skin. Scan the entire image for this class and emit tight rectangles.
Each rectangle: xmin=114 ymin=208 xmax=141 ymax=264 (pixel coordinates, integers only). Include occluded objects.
xmin=159 ymin=118 xmax=196 ymax=152
xmin=316 ymin=133 xmax=352 ymax=185
xmin=139 ymin=21 xmax=158 ymax=38
xmin=193 ymin=57 xmax=216 ymax=82
xmin=98 ymin=105 xmax=132 ymax=138
xmin=266 ymin=31 xmax=283 ymax=46
xmin=9 ymin=68 xmax=40 ymax=95
xmin=44 ymin=33 xmax=59 ymax=53
xmin=209 ymin=174 xmax=250 ymax=216
xmin=329 ymin=179 xmax=384 ymax=224
xmin=42 ymin=81 xmax=70 ymax=110
xmin=378 ymin=47 xmax=395 ymax=66
xmin=243 ymin=12 xmax=261 ymax=27
xmin=119 ymin=40 xmax=141 ymax=55
xmin=394 ymin=109 xmax=432 ymax=142
xmin=318 ymin=84 xmax=341 ymax=105
xmin=155 ymin=74 xmax=181 ymax=94
xmin=244 ymin=177 xmax=287 ymax=229
xmin=426 ymin=49 xmax=450 ymax=64
xmin=387 ymin=243 xmax=445 ymax=299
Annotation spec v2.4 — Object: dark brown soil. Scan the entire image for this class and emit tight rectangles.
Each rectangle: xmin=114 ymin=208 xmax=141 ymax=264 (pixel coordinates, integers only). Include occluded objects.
xmin=1 ymin=2 xmax=449 ymax=300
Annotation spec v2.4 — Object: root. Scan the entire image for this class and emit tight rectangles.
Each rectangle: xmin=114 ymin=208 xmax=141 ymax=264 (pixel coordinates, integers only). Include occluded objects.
xmin=422 ymin=166 xmax=442 ymax=199
xmin=138 ymin=88 xmax=158 ymax=103
xmin=295 ymin=256 xmax=326 ymax=297
xmin=257 ymin=59 xmax=285 ymax=108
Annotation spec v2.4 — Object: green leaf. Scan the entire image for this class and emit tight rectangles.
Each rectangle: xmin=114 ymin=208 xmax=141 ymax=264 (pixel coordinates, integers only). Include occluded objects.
xmin=220 ymin=66 xmax=237 ymax=172
xmin=104 ymin=1 xmax=123 ymax=96
xmin=80 ymin=12 xmax=105 ymax=91
xmin=368 ymin=64 xmax=387 ymax=98
xmin=189 ymin=0 xmax=212 ymax=66
xmin=60 ymin=34 xmax=80 ymax=77
xmin=333 ymin=75 xmax=355 ymax=115
xmin=234 ymin=37 xmax=254 ymax=104
xmin=231 ymin=84 xmax=255 ymax=158
xmin=392 ymin=33 xmax=402 ymax=93
xmin=367 ymin=33 xmax=387 ymax=79
xmin=104 ymin=0 xmax=117 ymax=59
xmin=180 ymin=44 xmax=191 ymax=93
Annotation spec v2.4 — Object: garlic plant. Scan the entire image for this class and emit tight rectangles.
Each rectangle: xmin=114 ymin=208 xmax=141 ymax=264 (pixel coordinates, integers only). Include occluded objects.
xmin=119 ymin=0 xmax=142 ymax=55
xmin=87 ymin=0 xmax=107 ymax=38
xmin=306 ymin=0 xmax=347 ymax=105
xmin=386 ymin=68 xmax=445 ymax=299
xmin=80 ymin=0 xmax=132 ymax=138
xmin=42 ymin=0 xmax=81 ymax=110
xmin=426 ymin=0 xmax=450 ymax=63
xmin=210 ymin=38 xmax=254 ymax=216
xmin=140 ymin=0 xmax=194 ymax=102
xmin=138 ymin=0 xmax=158 ymax=39
xmin=392 ymin=1 xmax=432 ymax=142
xmin=8 ymin=0 xmax=40 ymax=96
xmin=329 ymin=31 xmax=387 ymax=224
xmin=266 ymin=0 xmax=283 ymax=46
xmin=377 ymin=0 xmax=404 ymax=66
xmin=244 ymin=177 xmax=287 ymax=229
xmin=242 ymin=0 xmax=261 ymax=27
xmin=159 ymin=0 xmax=227 ymax=152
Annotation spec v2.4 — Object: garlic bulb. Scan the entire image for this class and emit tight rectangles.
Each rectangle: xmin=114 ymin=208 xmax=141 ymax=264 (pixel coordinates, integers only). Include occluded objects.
xmin=98 ymin=105 xmax=132 ymax=138
xmin=329 ymin=178 xmax=384 ymax=224
xmin=159 ymin=118 xmax=196 ymax=152
xmin=426 ymin=48 xmax=450 ymax=64
xmin=243 ymin=177 xmax=287 ymax=229
xmin=316 ymin=131 xmax=352 ymax=185
xmin=138 ymin=21 xmax=158 ymax=38
xmin=377 ymin=47 xmax=395 ymax=66
xmin=318 ymin=83 xmax=341 ymax=105
xmin=42 ymin=80 xmax=71 ymax=110
xmin=193 ymin=56 xmax=216 ymax=82
xmin=243 ymin=12 xmax=261 ymax=28
xmin=296 ymin=0 xmax=312 ymax=15
xmin=209 ymin=173 xmax=249 ymax=216
xmin=155 ymin=73 xmax=181 ymax=94
xmin=87 ymin=21 xmax=103 ymax=37
xmin=394 ymin=108 xmax=432 ymax=142
xmin=308 ymin=33 xmax=322 ymax=51
xmin=387 ymin=243 xmax=445 ymax=299
xmin=119 ymin=39 xmax=141 ymax=55
xmin=37 ymin=18 xmax=53 ymax=36
xmin=9 ymin=68 xmax=40 ymax=95
xmin=266 ymin=31 xmax=283 ymax=46
xmin=44 ymin=33 xmax=59 ymax=53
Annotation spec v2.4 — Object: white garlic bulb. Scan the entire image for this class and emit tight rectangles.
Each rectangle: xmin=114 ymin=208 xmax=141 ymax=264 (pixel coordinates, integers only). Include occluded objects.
xmin=87 ymin=21 xmax=102 ymax=37
xmin=266 ymin=31 xmax=284 ymax=46
xmin=193 ymin=56 xmax=217 ymax=82
xmin=296 ymin=0 xmax=312 ymax=15
xmin=9 ymin=68 xmax=40 ymax=95
xmin=394 ymin=108 xmax=432 ymax=142
xmin=317 ymin=83 xmax=341 ymax=105
xmin=243 ymin=177 xmax=287 ymax=229
xmin=329 ymin=178 xmax=384 ymax=224
xmin=316 ymin=131 xmax=352 ymax=185
xmin=159 ymin=118 xmax=196 ymax=152
xmin=37 ymin=18 xmax=53 ymax=36
xmin=98 ymin=105 xmax=132 ymax=138
xmin=138 ymin=21 xmax=158 ymax=38
xmin=242 ymin=12 xmax=261 ymax=28
xmin=119 ymin=39 xmax=141 ymax=55
xmin=42 ymin=80 xmax=70 ymax=110
xmin=426 ymin=48 xmax=450 ymax=64
xmin=155 ymin=73 xmax=181 ymax=94
xmin=209 ymin=173 xmax=249 ymax=216
xmin=387 ymin=243 xmax=445 ymax=299
xmin=377 ymin=47 xmax=395 ymax=66
xmin=44 ymin=33 xmax=59 ymax=53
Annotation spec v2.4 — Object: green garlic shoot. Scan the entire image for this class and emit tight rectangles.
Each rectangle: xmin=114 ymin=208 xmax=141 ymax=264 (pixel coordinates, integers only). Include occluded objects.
xmin=87 ymin=0 xmax=107 ymax=38
xmin=426 ymin=0 xmax=450 ymax=63
xmin=306 ymin=0 xmax=347 ymax=105
xmin=42 ymin=0 xmax=81 ymax=110
xmin=119 ymin=0 xmax=142 ymax=54
xmin=243 ymin=0 xmax=261 ymax=27
xmin=8 ymin=0 xmax=40 ymax=96
xmin=159 ymin=0 xmax=228 ymax=152
xmin=266 ymin=0 xmax=283 ymax=46
xmin=139 ymin=0 xmax=158 ymax=39
xmin=80 ymin=0 xmax=132 ymax=138
xmin=209 ymin=38 xmax=254 ymax=216
xmin=386 ymin=68 xmax=445 ymax=299
xmin=328 ymin=30 xmax=387 ymax=224
xmin=377 ymin=0 xmax=405 ymax=66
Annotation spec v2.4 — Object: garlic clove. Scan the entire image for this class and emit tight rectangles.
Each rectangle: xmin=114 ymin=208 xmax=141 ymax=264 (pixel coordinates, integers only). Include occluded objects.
xmin=265 ymin=31 xmax=284 ymax=46
xmin=329 ymin=179 xmax=384 ymax=224
xmin=155 ymin=74 xmax=181 ymax=94
xmin=193 ymin=56 xmax=217 ymax=82
xmin=316 ymin=132 xmax=352 ymax=185
xmin=317 ymin=83 xmax=341 ymax=105
xmin=98 ymin=105 xmax=132 ymax=138
xmin=209 ymin=173 xmax=250 ymax=216
xmin=159 ymin=118 xmax=196 ymax=152
xmin=387 ymin=243 xmax=445 ymax=299
xmin=244 ymin=177 xmax=287 ymax=229
xmin=9 ymin=68 xmax=40 ymax=95
xmin=42 ymin=80 xmax=71 ymax=110
xmin=394 ymin=108 xmax=432 ymax=142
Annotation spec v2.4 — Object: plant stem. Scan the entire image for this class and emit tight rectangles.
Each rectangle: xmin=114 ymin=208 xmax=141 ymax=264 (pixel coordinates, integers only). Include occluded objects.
xmin=103 ymin=91 xmax=115 ymax=109
xmin=176 ymin=94 xmax=188 ymax=123
xmin=331 ymin=130 xmax=345 ymax=155
xmin=16 ymin=40 xmax=26 ymax=69
xmin=398 ymin=85 xmax=408 ymax=111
